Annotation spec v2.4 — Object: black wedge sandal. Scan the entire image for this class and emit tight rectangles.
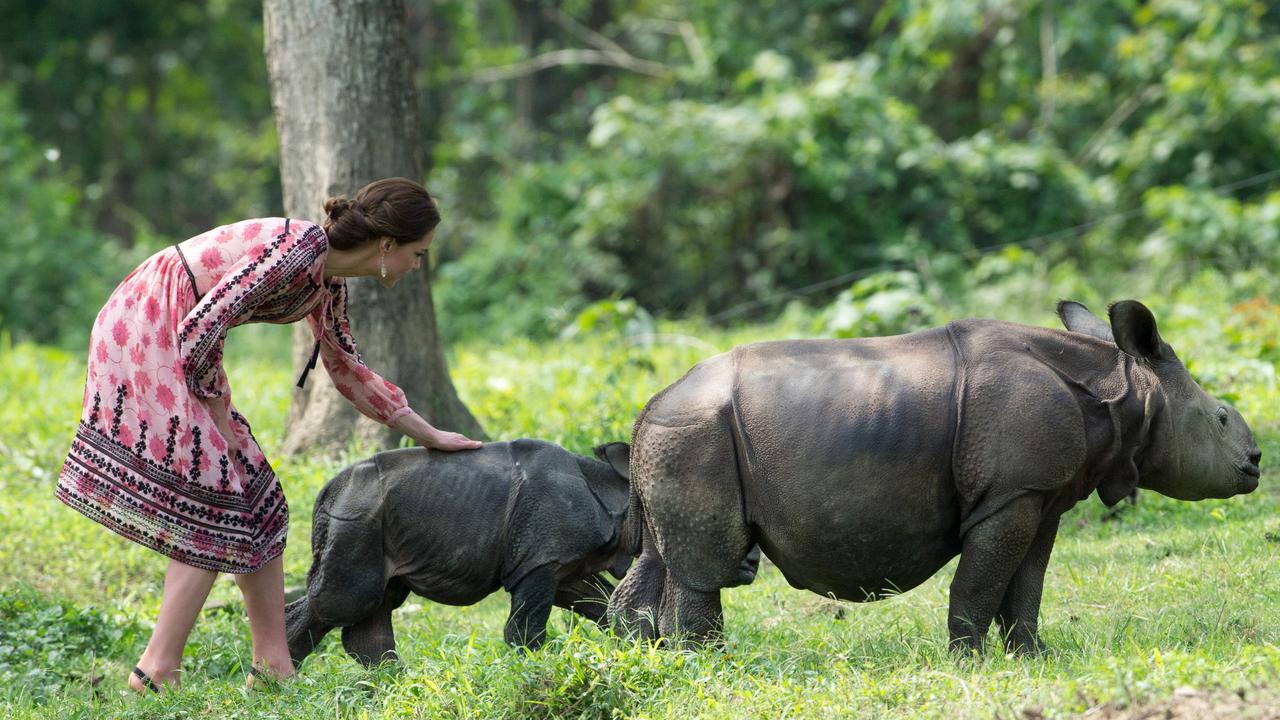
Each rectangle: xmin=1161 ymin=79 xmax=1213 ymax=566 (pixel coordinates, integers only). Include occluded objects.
xmin=132 ymin=666 xmax=160 ymax=694
xmin=246 ymin=666 xmax=280 ymax=692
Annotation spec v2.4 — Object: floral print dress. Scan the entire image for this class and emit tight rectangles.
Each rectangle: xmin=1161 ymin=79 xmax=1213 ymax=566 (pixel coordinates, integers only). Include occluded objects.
xmin=57 ymin=218 xmax=411 ymax=573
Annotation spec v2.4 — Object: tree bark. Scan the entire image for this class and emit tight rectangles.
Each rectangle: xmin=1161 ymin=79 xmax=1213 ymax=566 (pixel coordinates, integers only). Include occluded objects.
xmin=510 ymin=0 xmax=563 ymax=143
xmin=263 ymin=0 xmax=483 ymax=457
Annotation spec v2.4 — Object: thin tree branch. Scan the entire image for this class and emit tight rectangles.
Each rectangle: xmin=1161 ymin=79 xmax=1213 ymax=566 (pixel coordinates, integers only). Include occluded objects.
xmin=631 ymin=17 xmax=710 ymax=74
xmin=469 ymin=48 xmax=671 ymax=82
xmin=1075 ymin=84 xmax=1160 ymax=164
xmin=543 ymin=5 xmax=630 ymax=58
xmin=1038 ymin=0 xmax=1057 ymax=131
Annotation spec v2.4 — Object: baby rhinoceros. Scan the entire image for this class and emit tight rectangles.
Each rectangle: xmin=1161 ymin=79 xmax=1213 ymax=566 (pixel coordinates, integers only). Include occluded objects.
xmin=611 ymin=300 xmax=1262 ymax=654
xmin=286 ymin=439 xmax=635 ymax=667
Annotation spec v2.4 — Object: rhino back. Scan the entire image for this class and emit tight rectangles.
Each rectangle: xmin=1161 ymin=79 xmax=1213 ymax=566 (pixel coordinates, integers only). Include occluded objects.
xmin=730 ymin=328 xmax=964 ymax=597
xmin=373 ymin=446 xmax=515 ymax=605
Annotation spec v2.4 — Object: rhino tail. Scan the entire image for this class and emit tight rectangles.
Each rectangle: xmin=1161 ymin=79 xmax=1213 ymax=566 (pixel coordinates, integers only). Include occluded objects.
xmin=284 ymin=593 xmax=332 ymax=668
xmin=623 ymin=481 xmax=645 ymax=557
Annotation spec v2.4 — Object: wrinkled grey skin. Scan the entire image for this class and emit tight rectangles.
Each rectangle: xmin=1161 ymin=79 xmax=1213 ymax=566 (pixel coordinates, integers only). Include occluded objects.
xmin=610 ymin=300 xmax=1262 ymax=654
xmin=286 ymin=439 xmax=636 ymax=668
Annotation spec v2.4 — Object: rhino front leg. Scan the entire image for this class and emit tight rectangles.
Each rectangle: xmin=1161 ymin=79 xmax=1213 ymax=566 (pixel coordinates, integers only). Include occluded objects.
xmin=948 ymin=494 xmax=1044 ymax=654
xmin=554 ymin=573 xmax=614 ymax=626
xmin=608 ymin=526 xmax=666 ymax=640
xmin=504 ymin=565 xmax=558 ymax=650
xmin=341 ymin=579 xmax=411 ymax=668
xmin=996 ymin=516 xmax=1060 ymax=655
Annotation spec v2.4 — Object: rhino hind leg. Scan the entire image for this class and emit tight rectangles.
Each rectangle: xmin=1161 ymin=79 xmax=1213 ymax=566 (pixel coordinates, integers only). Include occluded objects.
xmin=308 ymin=514 xmax=387 ymax=627
xmin=341 ymin=579 xmax=411 ymax=668
xmin=947 ymin=494 xmax=1046 ymax=654
xmin=657 ymin=569 xmax=723 ymax=648
xmin=554 ymin=573 xmax=614 ymax=626
xmin=995 ymin=516 xmax=1060 ymax=655
xmin=631 ymin=414 xmax=753 ymax=592
xmin=608 ymin=525 xmax=666 ymax=640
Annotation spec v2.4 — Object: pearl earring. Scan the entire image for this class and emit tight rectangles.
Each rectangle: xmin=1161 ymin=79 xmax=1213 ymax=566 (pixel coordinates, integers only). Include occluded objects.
xmin=380 ymin=250 xmax=387 ymax=279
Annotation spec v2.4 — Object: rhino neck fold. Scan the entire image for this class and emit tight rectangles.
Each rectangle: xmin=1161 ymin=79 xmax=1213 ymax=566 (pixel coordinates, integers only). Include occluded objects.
xmin=1128 ymin=366 xmax=1171 ymax=492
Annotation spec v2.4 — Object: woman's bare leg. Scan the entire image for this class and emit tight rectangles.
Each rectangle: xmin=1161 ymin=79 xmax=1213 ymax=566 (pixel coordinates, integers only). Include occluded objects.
xmin=128 ymin=557 xmax=218 ymax=694
xmin=233 ymin=554 xmax=296 ymax=684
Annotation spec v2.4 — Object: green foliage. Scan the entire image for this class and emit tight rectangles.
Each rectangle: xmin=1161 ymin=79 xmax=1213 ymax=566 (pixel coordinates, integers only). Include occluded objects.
xmin=0 ymin=0 xmax=279 ymax=243
xmin=821 ymin=271 xmax=941 ymax=338
xmin=0 ymin=585 xmax=142 ymax=701
xmin=438 ymin=57 xmax=1098 ymax=340
xmin=4 ymin=0 xmax=1277 ymax=346
xmin=0 ymin=86 xmax=129 ymax=347
xmin=1139 ymin=188 xmax=1280 ymax=275
xmin=429 ymin=0 xmax=1278 ymax=341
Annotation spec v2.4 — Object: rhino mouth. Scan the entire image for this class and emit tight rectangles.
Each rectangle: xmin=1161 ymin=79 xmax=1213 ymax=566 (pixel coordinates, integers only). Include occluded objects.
xmin=1238 ymin=463 xmax=1261 ymax=493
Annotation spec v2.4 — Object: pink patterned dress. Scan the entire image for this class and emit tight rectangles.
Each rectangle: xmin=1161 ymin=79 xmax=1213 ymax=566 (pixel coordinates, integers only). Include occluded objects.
xmin=58 ymin=218 xmax=412 ymax=573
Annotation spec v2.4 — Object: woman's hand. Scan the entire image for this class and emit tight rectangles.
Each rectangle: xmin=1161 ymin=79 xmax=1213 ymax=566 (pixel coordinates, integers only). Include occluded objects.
xmin=392 ymin=410 xmax=482 ymax=452
xmin=423 ymin=428 xmax=484 ymax=451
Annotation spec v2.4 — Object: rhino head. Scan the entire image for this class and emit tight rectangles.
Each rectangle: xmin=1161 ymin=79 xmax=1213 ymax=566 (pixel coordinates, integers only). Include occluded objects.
xmin=1059 ymin=299 xmax=1262 ymax=501
xmin=591 ymin=441 xmax=637 ymax=579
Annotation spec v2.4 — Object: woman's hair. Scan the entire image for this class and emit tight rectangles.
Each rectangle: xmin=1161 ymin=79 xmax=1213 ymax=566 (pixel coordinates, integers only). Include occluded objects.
xmin=322 ymin=177 xmax=441 ymax=250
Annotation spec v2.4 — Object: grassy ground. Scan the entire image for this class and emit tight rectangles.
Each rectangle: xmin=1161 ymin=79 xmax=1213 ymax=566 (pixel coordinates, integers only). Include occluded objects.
xmin=1 ymin=272 xmax=1278 ymax=718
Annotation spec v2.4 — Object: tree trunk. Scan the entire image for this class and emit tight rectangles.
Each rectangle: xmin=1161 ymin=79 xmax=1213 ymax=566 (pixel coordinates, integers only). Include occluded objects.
xmin=263 ymin=0 xmax=484 ymax=457
xmin=510 ymin=0 xmax=562 ymax=146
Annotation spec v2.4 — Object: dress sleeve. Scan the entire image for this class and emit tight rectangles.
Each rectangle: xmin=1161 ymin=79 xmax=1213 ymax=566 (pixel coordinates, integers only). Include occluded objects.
xmin=307 ymin=280 xmax=413 ymax=425
xmin=178 ymin=223 xmax=323 ymax=399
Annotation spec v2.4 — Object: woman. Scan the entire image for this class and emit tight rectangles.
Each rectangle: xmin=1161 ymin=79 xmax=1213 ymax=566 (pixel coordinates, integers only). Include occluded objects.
xmin=56 ymin=177 xmax=482 ymax=693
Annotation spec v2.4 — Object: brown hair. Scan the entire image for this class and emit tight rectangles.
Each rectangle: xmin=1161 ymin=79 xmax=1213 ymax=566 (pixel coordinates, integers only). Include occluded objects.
xmin=322 ymin=177 xmax=441 ymax=251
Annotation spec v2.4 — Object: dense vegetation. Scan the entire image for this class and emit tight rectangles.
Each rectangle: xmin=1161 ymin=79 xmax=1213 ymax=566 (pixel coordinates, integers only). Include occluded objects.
xmin=1 ymin=0 xmax=1277 ymax=343
xmin=1 ymin=0 xmax=1278 ymax=717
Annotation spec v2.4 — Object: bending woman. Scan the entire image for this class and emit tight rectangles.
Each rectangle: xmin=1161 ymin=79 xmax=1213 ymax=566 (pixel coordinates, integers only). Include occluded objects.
xmin=57 ymin=177 xmax=482 ymax=692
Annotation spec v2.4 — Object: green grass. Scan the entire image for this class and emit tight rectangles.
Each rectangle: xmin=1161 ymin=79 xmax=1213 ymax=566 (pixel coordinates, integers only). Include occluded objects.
xmin=1 ymin=271 xmax=1278 ymax=718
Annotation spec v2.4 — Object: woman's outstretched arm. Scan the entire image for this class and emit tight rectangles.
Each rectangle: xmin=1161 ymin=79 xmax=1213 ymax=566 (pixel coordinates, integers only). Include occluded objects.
xmin=389 ymin=409 xmax=482 ymax=451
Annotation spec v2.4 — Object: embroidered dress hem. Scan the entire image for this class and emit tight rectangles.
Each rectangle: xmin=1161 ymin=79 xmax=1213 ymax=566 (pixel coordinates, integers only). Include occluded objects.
xmin=58 ymin=423 xmax=288 ymax=574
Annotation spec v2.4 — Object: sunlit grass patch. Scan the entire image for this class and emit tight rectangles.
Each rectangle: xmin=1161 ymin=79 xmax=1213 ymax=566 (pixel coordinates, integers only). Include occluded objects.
xmin=1 ymin=270 xmax=1278 ymax=718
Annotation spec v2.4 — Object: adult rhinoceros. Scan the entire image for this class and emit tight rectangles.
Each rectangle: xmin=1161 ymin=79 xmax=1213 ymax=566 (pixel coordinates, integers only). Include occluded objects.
xmin=609 ymin=300 xmax=1261 ymax=653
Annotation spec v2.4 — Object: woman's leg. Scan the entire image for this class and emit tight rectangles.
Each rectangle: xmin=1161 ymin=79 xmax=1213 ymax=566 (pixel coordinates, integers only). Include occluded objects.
xmin=233 ymin=554 xmax=296 ymax=683
xmin=129 ymin=557 xmax=218 ymax=693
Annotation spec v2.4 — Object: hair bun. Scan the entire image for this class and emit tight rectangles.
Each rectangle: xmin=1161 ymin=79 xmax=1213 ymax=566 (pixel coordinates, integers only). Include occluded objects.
xmin=324 ymin=196 xmax=353 ymax=221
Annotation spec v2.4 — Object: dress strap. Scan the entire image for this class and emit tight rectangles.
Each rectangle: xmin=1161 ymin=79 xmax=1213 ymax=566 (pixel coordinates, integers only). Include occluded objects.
xmin=296 ymin=340 xmax=321 ymax=389
xmin=173 ymin=244 xmax=203 ymax=301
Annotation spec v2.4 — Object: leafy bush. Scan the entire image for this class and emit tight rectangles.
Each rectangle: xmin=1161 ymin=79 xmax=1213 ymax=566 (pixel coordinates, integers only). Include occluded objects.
xmin=0 ymin=86 xmax=128 ymax=347
xmin=0 ymin=585 xmax=142 ymax=701
xmin=820 ymin=271 xmax=941 ymax=338
xmin=437 ymin=57 xmax=1097 ymax=341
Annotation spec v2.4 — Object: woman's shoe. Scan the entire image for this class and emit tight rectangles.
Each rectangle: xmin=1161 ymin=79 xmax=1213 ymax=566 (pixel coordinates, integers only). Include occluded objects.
xmin=130 ymin=666 xmax=161 ymax=694
xmin=246 ymin=665 xmax=285 ymax=692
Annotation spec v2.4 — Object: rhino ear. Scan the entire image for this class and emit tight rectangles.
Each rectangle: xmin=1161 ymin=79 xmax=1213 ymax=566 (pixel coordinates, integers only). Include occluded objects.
xmin=1057 ymin=300 xmax=1114 ymax=342
xmin=593 ymin=442 xmax=630 ymax=481
xmin=1109 ymin=300 xmax=1171 ymax=362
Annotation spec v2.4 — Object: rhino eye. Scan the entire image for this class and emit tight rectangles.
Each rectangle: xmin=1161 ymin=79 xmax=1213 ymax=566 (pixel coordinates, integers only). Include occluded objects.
xmin=1216 ymin=407 xmax=1229 ymax=427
